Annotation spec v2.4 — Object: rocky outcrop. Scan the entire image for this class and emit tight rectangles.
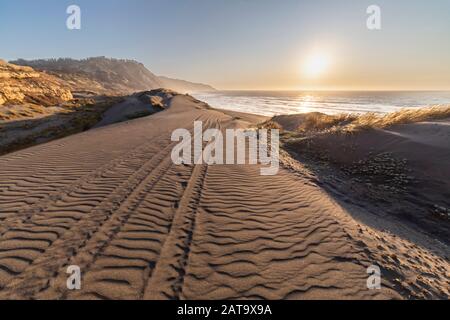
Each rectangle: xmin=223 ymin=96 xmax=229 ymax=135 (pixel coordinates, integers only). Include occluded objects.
xmin=0 ymin=60 xmax=73 ymax=106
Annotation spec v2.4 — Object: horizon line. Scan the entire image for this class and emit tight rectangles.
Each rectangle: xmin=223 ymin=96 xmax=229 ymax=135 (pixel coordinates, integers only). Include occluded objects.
xmin=5 ymin=56 xmax=450 ymax=93
xmin=211 ymin=88 xmax=450 ymax=92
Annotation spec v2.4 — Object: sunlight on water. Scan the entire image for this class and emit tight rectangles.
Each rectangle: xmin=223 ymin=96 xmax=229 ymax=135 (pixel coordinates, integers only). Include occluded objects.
xmin=297 ymin=95 xmax=317 ymax=114
xmin=192 ymin=91 xmax=450 ymax=117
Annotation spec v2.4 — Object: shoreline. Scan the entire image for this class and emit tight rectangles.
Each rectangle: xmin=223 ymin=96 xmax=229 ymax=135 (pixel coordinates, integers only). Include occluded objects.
xmin=192 ymin=90 xmax=450 ymax=117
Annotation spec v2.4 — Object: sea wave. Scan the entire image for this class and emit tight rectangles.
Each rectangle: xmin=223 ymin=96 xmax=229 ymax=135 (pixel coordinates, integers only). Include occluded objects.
xmin=192 ymin=91 xmax=450 ymax=116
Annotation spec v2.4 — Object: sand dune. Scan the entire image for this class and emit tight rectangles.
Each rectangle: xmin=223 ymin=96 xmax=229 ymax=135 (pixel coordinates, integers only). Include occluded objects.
xmin=0 ymin=95 xmax=448 ymax=300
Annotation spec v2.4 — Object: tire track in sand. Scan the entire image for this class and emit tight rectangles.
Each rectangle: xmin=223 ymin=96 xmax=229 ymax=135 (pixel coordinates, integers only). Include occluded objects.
xmin=61 ymin=117 xmax=216 ymax=299
xmin=143 ymin=163 xmax=208 ymax=299
xmin=0 ymin=132 xmax=178 ymax=295
xmin=0 ymin=132 xmax=173 ymax=236
xmin=17 ymin=117 xmax=215 ymax=299
xmin=0 ymin=124 xmax=174 ymax=230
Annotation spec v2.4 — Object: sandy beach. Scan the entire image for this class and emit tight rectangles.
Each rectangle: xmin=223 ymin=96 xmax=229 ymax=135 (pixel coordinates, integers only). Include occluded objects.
xmin=0 ymin=94 xmax=448 ymax=300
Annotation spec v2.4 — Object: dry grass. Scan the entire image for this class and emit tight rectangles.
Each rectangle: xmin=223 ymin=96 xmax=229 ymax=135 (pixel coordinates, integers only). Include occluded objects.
xmin=0 ymin=104 xmax=47 ymax=121
xmin=347 ymin=106 xmax=450 ymax=131
xmin=268 ymin=106 xmax=450 ymax=134
xmin=257 ymin=120 xmax=282 ymax=130
xmin=297 ymin=113 xmax=357 ymax=132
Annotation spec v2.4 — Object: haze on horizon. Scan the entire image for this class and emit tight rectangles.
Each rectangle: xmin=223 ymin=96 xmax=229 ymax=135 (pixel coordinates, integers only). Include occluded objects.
xmin=1 ymin=0 xmax=450 ymax=91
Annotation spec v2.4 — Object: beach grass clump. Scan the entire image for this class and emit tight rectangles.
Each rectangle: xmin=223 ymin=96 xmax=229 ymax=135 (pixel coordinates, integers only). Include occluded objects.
xmin=258 ymin=120 xmax=282 ymax=131
xmin=268 ymin=105 xmax=450 ymax=134
xmin=347 ymin=106 xmax=450 ymax=130
xmin=296 ymin=112 xmax=358 ymax=132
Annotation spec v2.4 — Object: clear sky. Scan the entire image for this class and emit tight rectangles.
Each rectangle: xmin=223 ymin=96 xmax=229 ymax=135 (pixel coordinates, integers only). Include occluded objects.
xmin=1 ymin=0 xmax=450 ymax=90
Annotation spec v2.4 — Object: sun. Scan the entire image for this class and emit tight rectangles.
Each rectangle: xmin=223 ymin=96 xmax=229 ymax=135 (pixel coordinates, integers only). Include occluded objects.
xmin=303 ymin=53 xmax=330 ymax=78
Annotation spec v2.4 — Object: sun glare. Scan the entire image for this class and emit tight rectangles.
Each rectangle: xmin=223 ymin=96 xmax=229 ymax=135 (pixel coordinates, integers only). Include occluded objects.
xmin=303 ymin=53 xmax=330 ymax=78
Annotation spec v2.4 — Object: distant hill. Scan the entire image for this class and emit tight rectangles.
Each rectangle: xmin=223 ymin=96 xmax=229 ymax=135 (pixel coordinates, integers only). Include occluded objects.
xmin=11 ymin=57 xmax=215 ymax=95
xmin=159 ymin=76 xmax=216 ymax=94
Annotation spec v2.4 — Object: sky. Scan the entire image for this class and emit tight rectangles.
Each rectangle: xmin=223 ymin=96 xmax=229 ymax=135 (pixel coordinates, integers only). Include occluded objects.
xmin=1 ymin=0 xmax=450 ymax=90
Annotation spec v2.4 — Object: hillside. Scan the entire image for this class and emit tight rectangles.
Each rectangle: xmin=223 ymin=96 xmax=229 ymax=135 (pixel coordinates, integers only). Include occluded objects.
xmin=12 ymin=57 xmax=215 ymax=95
xmin=0 ymin=59 xmax=72 ymax=106
xmin=0 ymin=58 xmax=182 ymax=155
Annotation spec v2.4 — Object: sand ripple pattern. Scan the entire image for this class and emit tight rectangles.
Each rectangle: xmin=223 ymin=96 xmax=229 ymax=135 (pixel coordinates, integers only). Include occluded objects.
xmin=0 ymin=96 xmax=446 ymax=299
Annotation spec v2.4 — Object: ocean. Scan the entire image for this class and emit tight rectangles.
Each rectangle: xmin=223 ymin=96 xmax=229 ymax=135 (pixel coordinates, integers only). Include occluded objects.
xmin=192 ymin=91 xmax=450 ymax=117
